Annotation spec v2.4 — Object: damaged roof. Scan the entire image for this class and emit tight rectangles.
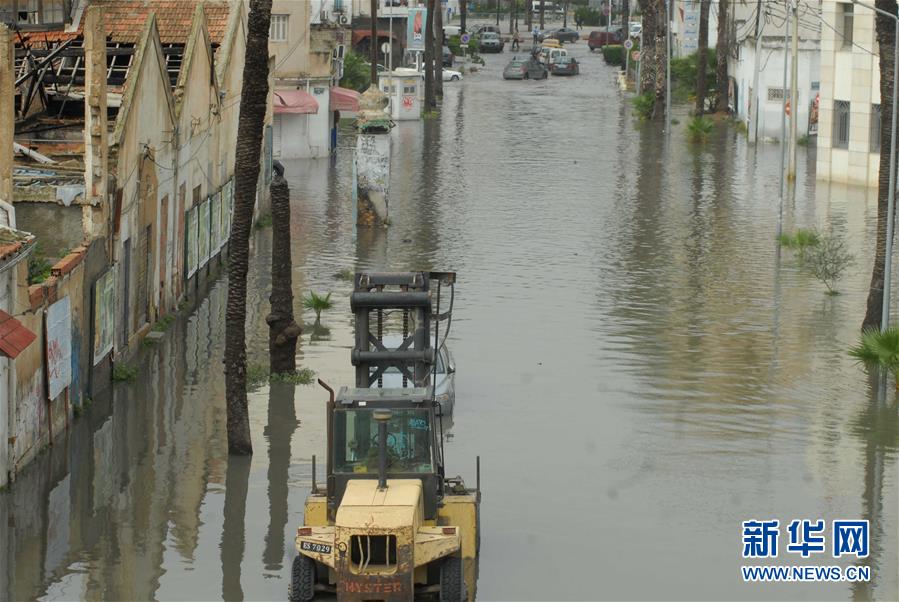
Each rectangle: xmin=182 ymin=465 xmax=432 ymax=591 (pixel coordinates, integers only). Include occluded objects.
xmin=22 ymin=0 xmax=231 ymax=45
xmin=0 ymin=226 xmax=36 ymax=265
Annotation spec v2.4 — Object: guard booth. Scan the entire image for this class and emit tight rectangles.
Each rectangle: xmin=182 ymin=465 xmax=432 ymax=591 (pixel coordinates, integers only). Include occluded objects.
xmin=378 ymin=68 xmax=424 ymax=121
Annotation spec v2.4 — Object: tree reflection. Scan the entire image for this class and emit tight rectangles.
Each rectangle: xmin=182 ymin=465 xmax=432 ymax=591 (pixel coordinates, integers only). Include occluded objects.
xmin=220 ymin=454 xmax=251 ymax=601
xmin=263 ymin=382 xmax=299 ymax=570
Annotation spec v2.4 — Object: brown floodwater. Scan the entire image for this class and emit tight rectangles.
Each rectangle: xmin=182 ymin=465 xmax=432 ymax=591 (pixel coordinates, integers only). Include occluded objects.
xmin=2 ymin=42 xmax=897 ymax=601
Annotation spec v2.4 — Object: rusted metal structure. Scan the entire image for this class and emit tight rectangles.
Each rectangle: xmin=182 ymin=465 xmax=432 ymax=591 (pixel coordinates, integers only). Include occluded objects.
xmin=292 ymin=271 xmax=480 ymax=601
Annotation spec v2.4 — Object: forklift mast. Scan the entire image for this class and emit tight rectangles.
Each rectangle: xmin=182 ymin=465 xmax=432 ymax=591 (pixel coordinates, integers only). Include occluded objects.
xmin=350 ymin=271 xmax=456 ymax=390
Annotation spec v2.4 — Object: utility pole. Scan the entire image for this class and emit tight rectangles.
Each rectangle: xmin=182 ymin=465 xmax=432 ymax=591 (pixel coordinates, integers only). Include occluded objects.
xmin=607 ymin=0 xmax=612 ymax=34
xmin=788 ymin=0 xmax=799 ymax=179
xmin=496 ymin=0 xmax=500 ymax=26
xmin=370 ymin=0 xmax=378 ymax=84
xmin=748 ymin=0 xmax=763 ymax=143
xmin=778 ymin=0 xmax=790 ymax=240
xmin=666 ymin=0 xmax=671 ymax=132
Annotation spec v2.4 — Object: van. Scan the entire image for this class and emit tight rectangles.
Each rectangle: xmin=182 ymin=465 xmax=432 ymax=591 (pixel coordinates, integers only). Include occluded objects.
xmin=538 ymin=46 xmax=568 ymax=66
xmin=444 ymin=25 xmax=461 ymax=37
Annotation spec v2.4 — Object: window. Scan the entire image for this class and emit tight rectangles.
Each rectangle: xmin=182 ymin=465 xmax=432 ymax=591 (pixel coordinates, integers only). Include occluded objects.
xmin=333 ymin=409 xmax=433 ymax=474
xmin=403 ymin=85 xmax=415 ymax=94
xmin=833 ymin=100 xmax=851 ymax=149
xmin=270 ymin=14 xmax=288 ymax=42
xmin=839 ymin=3 xmax=853 ymax=49
xmin=870 ymin=104 xmax=882 ymax=153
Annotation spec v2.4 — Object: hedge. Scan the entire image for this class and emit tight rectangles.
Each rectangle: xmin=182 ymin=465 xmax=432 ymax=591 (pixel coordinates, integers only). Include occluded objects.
xmin=602 ymin=45 xmax=624 ymax=66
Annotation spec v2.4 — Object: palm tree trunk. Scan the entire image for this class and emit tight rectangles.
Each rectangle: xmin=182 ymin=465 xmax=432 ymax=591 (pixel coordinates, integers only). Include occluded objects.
xmin=435 ymin=0 xmax=444 ymax=99
xmin=540 ymin=0 xmax=545 ymax=30
xmin=638 ymin=0 xmax=655 ymax=95
xmin=224 ymin=0 xmax=273 ymax=455
xmin=695 ymin=0 xmax=710 ymax=115
xmin=621 ymin=0 xmax=630 ymax=45
xmin=714 ymin=0 xmax=729 ymax=111
xmin=651 ymin=0 xmax=667 ymax=118
xmin=267 ymin=174 xmax=300 ymax=373
xmin=461 ymin=0 xmax=468 ymax=33
xmin=424 ymin=0 xmax=436 ymax=109
xmin=864 ymin=0 xmax=899 ymax=330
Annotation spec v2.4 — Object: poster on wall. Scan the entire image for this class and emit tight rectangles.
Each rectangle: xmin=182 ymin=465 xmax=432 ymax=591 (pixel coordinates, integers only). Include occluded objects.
xmin=199 ymin=200 xmax=211 ymax=267
xmin=92 ymin=267 xmax=115 ymax=366
xmin=211 ymin=192 xmax=222 ymax=251
xmin=186 ymin=207 xmax=199 ymax=277
xmin=407 ymin=7 xmax=427 ymax=51
xmin=223 ymin=179 xmax=233 ymax=244
xmin=46 ymin=296 xmax=72 ymax=400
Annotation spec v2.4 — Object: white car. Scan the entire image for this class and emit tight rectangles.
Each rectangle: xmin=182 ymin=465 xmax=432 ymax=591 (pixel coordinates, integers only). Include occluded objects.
xmin=418 ymin=65 xmax=463 ymax=82
xmin=376 ymin=335 xmax=456 ymax=415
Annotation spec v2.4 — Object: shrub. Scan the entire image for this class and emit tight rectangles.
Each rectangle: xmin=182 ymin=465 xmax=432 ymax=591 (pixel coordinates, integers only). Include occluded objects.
xmin=602 ymin=45 xmax=624 ymax=66
xmin=632 ymin=91 xmax=654 ymax=120
xmin=671 ymin=49 xmax=717 ymax=97
xmin=27 ymin=244 xmax=52 ymax=285
xmin=778 ymin=228 xmax=821 ymax=260
xmin=303 ymin=290 xmax=334 ymax=321
xmin=804 ymin=233 xmax=854 ymax=294
xmin=850 ymin=327 xmax=899 ymax=383
xmin=687 ymin=116 xmax=714 ymax=142
xmin=112 ymin=364 xmax=138 ymax=382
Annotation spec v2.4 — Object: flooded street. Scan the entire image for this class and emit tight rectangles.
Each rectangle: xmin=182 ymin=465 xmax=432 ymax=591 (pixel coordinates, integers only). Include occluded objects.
xmin=3 ymin=42 xmax=898 ymax=601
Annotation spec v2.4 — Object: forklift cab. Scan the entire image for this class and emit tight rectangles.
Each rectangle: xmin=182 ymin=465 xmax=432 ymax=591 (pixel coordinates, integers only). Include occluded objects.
xmin=327 ymin=386 xmax=445 ymax=520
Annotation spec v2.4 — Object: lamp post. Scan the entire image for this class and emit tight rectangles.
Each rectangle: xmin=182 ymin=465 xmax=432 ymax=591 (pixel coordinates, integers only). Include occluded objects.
xmin=854 ymin=0 xmax=899 ymax=330
xmin=665 ymin=0 xmax=671 ymax=133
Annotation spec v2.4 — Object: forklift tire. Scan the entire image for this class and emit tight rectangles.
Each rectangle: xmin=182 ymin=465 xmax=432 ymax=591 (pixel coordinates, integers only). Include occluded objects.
xmin=439 ymin=555 xmax=465 ymax=601
xmin=289 ymin=554 xmax=315 ymax=602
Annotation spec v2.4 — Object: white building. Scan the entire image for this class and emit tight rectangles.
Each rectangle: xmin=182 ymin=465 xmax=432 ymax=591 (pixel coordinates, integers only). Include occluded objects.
xmin=817 ymin=0 xmax=881 ymax=186
xmin=727 ymin=0 xmax=821 ymax=142
xmin=672 ymin=0 xmax=720 ymax=58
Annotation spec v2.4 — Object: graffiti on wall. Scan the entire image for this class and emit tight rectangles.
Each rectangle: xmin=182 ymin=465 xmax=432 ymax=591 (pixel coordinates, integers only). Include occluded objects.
xmin=15 ymin=368 xmax=45 ymax=462
xmin=93 ymin=267 xmax=115 ymax=365
xmin=46 ymin=296 xmax=72 ymax=400
xmin=198 ymin=200 xmax=211 ymax=267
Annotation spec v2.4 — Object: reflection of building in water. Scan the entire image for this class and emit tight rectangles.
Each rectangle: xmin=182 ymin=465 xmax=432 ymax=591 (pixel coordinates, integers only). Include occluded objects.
xmin=1 ymin=280 xmax=229 ymax=600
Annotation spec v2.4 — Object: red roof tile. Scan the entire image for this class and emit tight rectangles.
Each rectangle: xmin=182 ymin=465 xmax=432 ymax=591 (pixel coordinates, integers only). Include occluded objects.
xmin=0 ymin=310 xmax=37 ymax=359
xmin=23 ymin=1 xmax=231 ymax=45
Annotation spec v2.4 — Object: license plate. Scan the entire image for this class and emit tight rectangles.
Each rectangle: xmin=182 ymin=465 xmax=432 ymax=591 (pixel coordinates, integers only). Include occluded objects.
xmin=300 ymin=541 xmax=332 ymax=554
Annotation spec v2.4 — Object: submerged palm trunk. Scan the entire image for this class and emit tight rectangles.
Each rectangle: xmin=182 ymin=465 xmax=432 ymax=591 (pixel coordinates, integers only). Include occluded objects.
xmin=224 ymin=0 xmax=272 ymax=456
xmin=267 ymin=174 xmax=300 ymax=373
xmin=864 ymin=0 xmax=899 ymax=330
xmin=695 ymin=0 xmax=710 ymax=115
xmin=714 ymin=0 xmax=729 ymax=111
xmin=436 ymin=0 xmax=444 ymax=99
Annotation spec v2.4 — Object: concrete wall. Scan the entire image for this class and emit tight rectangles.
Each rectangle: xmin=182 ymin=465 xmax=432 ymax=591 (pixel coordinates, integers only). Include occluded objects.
xmin=12 ymin=203 xmax=84 ymax=257
xmin=271 ymin=0 xmax=312 ymax=81
xmin=817 ymin=0 xmax=880 ymax=187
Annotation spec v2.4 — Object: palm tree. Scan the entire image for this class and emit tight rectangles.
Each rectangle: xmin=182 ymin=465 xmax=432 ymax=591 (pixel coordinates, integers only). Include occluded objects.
xmin=714 ymin=0 xmax=729 ymax=112
xmin=224 ymin=0 xmax=273 ymax=456
xmin=694 ymin=0 xmax=710 ymax=115
xmin=864 ymin=0 xmax=899 ymax=330
xmin=424 ymin=0 xmax=437 ymax=109
xmin=267 ymin=174 xmax=301 ymax=374
xmin=435 ymin=0 xmax=444 ymax=99
xmin=369 ymin=0 xmax=378 ymax=84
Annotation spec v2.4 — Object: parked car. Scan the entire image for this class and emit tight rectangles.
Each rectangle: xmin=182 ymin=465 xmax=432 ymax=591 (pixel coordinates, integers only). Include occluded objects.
xmin=444 ymin=25 xmax=461 ymax=37
xmin=540 ymin=27 xmax=580 ymax=43
xmin=588 ymin=29 xmax=624 ymax=50
xmin=503 ymin=56 xmax=548 ymax=80
xmin=478 ymin=31 xmax=505 ymax=53
xmin=550 ymin=55 xmax=580 ymax=75
xmin=474 ymin=24 xmax=502 ymax=36
xmin=443 ymin=45 xmax=454 ymax=67
xmin=418 ymin=64 xmax=463 ymax=81
xmin=378 ymin=335 xmax=456 ymax=415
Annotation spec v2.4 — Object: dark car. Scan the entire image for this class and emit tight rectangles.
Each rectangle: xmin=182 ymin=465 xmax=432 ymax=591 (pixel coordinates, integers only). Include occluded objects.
xmin=550 ymin=55 xmax=580 ymax=75
xmin=503 ymin=56 xmax=548 ymax=80
xmin=588 ymin=29 xmax=624 ymax=50
xmin=478 ymin=31 xmax=505 ymax=53
xmin=541 ymin=27 xmax=580 ymax=43
xmin=443 ymin=45 xmax=454 ymax=67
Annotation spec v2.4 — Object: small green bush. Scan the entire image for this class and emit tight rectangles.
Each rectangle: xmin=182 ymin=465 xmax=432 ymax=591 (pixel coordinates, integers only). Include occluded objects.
xmin=254 ymin=213 xmax=273 ymax=229
xmin=687 ymin=116 xmax=714 ymax=143
xmin=27 ymin=244 xmax=52 ymax=285
xmin=778 ymin=228 xmax=821 ymax=255
xmin=112 ymin=364 xmax=138 ymax=382
xmin=341 ymin=50 xmax=372 ymax=93
xmin=303 ymin=290 xmax=333 ymax=321
xmin=805 ymin=233 xmax=854 ymax=294
xmin=602 ymin=45 xmax=624 ymax=66
xmin=270 ymin=368 xmax=316 ymax=386
xmin=632 ymin=91 xmax=654 ymax=120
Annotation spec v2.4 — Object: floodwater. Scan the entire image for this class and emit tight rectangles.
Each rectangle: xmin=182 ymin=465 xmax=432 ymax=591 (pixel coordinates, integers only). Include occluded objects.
xmin=3 ymin=41 xmax=898 ymax=602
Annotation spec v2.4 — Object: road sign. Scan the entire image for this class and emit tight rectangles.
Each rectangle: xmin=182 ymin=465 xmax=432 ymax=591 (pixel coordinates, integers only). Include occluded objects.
xmin=461 ymin=33 xmax=470 ymax=44
xmin=631 ymin=51 xmax=640 ymax=61
xmin=381 ymin=42 xmax=391 ymax=54
xmin=624 ymin=39 xmax=634 ymax=50
xmin=603 ymin=5 xmax=610 ymax=15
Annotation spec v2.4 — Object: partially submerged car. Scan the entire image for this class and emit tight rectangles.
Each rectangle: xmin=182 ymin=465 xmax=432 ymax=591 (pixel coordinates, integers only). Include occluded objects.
xmin=503 ymin=56 xmax=548 ymax=80
xmin=478 ymin=31 xmax=505 ymax=53
xmin=378 ymin=335 xmax=456 ymax=413
xmin=550 ymin=55 xmax=580 ymax=75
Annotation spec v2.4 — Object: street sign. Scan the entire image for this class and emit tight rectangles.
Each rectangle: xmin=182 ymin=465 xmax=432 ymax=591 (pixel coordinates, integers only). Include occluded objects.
xmin=632 ymin=51 xmax=640 ymax=61
xmin=381 ymin=42 xmax=391 ymax=54
xmin=624 ymin=39 xmax=634 ymax=50
xmin=603 ymin=5 xmax=610 ymax=15
xmin=461 ymin=33 xmax=470 ymax=44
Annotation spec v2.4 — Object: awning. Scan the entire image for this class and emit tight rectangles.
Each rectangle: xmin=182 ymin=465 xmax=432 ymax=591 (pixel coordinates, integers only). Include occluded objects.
xmin=0 ymin=310 xmax=37 ymax=359
xmin=330 ymin=86 xmax=360 ymax=112
xmin=273 ymin=90 xmax=319 ymax=115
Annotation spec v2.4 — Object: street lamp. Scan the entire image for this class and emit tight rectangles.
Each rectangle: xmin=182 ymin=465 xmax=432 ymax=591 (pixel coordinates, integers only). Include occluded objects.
xmin=853 ymin=0 xmax=898 ymax=331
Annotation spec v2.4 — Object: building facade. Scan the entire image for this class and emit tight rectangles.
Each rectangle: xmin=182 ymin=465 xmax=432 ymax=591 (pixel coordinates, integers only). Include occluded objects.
xmin=817 ymin=0 xmax=881 ymax=186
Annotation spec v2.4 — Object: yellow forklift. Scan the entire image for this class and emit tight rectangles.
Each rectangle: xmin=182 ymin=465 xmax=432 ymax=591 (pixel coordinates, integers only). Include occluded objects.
xmin=290 ymin=272 xmax=480 ymax=601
